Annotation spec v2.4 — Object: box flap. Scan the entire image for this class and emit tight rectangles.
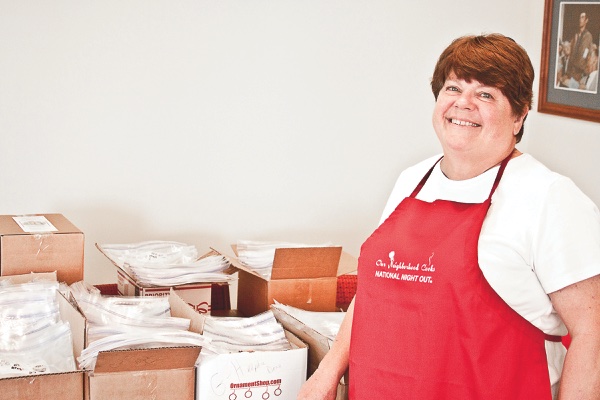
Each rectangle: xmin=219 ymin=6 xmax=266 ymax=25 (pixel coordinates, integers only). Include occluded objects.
xmin=57 ymin=291 xmax=87 ymax=359
xmin=168 ymin=288 xmax=206 ymax=334
xmin=0 ymin=214 xmax=81 ymax=236
xmin=337 ymin=251 xmax=358 ymax=276
xmin=93 ymin=346 xmax=201 ymax=373
xmin=271 ymin=247 xmax=342 ymax=280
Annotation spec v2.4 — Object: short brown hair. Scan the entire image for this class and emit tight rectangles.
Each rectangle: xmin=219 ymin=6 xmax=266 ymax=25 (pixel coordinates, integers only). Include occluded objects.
xmin=431 ymin=34 xmax=534 ymax=143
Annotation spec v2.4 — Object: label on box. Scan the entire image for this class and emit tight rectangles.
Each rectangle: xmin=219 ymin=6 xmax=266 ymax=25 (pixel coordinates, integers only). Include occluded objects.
xmin=196 ymin=346 xmax=307 ymax=400
xmin=12 ymin=216 xmax=58 ymax=233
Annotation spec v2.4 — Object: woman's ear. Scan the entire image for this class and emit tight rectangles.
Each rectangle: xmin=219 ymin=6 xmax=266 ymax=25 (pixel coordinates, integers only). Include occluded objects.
xmin=514 ymin=111 xmax=528 ymax=135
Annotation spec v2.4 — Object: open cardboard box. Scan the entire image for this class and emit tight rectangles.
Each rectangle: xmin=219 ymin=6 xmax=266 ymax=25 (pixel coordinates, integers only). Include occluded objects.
xmin=0 ymin=214 xmax=84 ymax=284
xmin=84 ymin=288 xmax=308 ymax=400
xmin=0 ymin=272 xmax=86 ymax=400
xmin=96 ymin=245 xmax=234 ymax=314
xmin=196 ymin=330 xmax=307 ymax=400
xmin=194 ymin=296 xmax=308 ymax=400
xmin=84 ymin=288 xmax=205 ymax=400
xmin=271 ymin=306 xmax=349 ymax=400
xmin=216 ymin=245 xmax=357 ymax=317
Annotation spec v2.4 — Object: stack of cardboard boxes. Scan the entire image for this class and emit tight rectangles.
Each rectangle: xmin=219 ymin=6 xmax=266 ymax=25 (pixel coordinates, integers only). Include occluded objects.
xmin=0 ymin=213 xmax=356 ymax=400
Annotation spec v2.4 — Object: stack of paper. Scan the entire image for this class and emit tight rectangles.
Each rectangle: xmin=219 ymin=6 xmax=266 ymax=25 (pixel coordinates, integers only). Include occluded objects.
xmin=0 ymin=281 xmax=76 ymax=377
xmin=201 ymin=310 xmax=291 ymax=354
xmin=98 ymin=241 xmax=233 ymax=286
xmin=236 ymin=240 xmax=334 ymax=279
xmin=70 ymin=283 xmax=213 ymax=370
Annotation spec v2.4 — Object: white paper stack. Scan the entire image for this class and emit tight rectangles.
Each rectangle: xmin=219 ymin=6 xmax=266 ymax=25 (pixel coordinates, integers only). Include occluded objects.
xmin=200 ymin=310 xmax=291 ymax=354
xmin=70 ymin=283 xmax=213 ymax=370
xmin=98 ymin=241 xmax=233 ymax=286
xmin=236 ymin=240 xmax=334 ymax=279
xmin=0 ymin=281 xmax=77 ymax=377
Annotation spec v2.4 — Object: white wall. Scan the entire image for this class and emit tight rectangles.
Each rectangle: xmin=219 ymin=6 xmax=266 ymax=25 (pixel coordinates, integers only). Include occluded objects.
xmin=1 ymin=1 xmax=598 ymax=284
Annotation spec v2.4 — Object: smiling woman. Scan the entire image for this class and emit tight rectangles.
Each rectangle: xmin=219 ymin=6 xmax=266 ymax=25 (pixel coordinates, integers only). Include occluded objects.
xmin=297 ymin=33 xmax=600 ymax=400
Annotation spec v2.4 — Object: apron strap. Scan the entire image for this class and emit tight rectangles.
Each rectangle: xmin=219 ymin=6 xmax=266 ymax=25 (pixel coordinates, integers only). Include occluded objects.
xmin=410 ymin=151 xmax=515 ymax=200
xmin=409 ymin=156 xmax=442 ymax=198
xmin=544 ymin=334 xmax=563 ymax=342
xmin=487 ymin=151 xmax=514 ymax=201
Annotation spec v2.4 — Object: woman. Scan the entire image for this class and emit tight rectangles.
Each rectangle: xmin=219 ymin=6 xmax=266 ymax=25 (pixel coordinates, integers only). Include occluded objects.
xmin=297 ymin=34 xmax=600 ymax=399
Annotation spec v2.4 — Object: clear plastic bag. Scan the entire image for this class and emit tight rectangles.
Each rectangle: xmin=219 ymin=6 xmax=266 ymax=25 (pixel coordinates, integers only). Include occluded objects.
xmin=201 ymin=310 xmax=291 ymax=353
xmin=98 ymin=241 xmax=199 ymax=269
xmin=0 ymin=321 xmax=76 ymax=378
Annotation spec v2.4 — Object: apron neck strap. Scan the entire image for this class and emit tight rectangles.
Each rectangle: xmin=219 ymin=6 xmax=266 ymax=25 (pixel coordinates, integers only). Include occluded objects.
xmin=410 ymin=151 xmax=514 ymax=200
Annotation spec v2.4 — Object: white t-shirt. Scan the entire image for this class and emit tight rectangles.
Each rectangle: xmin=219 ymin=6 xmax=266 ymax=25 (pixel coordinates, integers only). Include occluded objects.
xmin=379 ymin=153 xmax=600 ymax=393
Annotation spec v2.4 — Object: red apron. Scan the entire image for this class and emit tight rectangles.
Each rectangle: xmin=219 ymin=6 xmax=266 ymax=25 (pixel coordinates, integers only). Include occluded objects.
xmin=349 ymin=155 xmax=557 ymax=399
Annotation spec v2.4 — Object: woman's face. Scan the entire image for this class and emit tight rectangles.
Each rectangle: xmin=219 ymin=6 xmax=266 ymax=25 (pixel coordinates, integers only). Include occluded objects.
xmin=432 ymin=73 xmax=524 ymax=164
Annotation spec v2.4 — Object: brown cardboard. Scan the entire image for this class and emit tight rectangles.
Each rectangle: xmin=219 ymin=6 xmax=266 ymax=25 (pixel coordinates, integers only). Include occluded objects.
xmin=0 ymin=273 xmax=87 ymax=400
xmin=84 ymin=290 xmax=206 ymax=400
xmin=271 ymin=306 xmax=349 ymax=400
xmin=0 ymin=371 xmax=84 ymax=400
xmin=219 ymin=246 xmax=357 ymax=316
xmin=0 ymin=214 xmax=84 ymax=284
xmin=86 ymin=347 xmax=200 ymax=400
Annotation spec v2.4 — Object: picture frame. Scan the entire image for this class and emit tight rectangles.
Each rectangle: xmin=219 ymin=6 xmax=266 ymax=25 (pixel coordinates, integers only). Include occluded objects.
xmin=538 ymin=0 xmax=600 ymax=123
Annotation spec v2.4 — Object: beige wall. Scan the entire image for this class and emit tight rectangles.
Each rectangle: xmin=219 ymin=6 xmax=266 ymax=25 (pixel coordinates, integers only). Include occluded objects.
xmin=1 ymin=1 xmax=598 ymax=284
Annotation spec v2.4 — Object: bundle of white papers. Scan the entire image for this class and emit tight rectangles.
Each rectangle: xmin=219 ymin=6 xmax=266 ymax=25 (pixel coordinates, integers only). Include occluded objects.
xmin=272 ymin=302 xmax=345 ymax=341
xmin=201 ymin=310 xmax=291 ymax=354
xmin=129 ymin=255 xmax=232 ymax=286
xmin=98 ymin=241 xmax=233 ymax=286
xmin=99 ymin=241 xmax=199 ymax=269
xmin=236 ymin=240 xmax=334 ymax=279
xmin=0 ymin=281 xmax=77 ymax=377
xmin=69 ymin=285 xmax=215 ymax=370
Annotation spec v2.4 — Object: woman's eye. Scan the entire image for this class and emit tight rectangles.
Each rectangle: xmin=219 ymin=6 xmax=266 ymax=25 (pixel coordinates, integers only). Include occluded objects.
xmin=446 ymin=86 xmax=459 ymax=92
xmin=479 ymin=92 xmax=493 ymax=99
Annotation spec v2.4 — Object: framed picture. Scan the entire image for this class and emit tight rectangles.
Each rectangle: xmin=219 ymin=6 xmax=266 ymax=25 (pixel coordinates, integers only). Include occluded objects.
xmin=538 ymin=0 xmax=600 ymax=123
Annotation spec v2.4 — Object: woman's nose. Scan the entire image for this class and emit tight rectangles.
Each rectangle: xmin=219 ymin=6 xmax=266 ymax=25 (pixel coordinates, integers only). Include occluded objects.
xmin=454 ymin=93 xmax=474 ymax=110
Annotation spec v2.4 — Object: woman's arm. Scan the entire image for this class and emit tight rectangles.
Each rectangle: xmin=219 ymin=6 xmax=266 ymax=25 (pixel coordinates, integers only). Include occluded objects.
xmin=296 ymin=297 xmax=355 ymax=400
xmin=549 ymin=274 xmax=600 ymax=400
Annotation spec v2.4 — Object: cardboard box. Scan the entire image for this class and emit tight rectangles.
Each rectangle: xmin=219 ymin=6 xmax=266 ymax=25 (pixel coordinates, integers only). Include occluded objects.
xmin=271 ymin=306 xmax=348 ymax=400
xmin=98 ymin=245 xmax=232 ymax=314
xmin=86 ymin=346 xmax=200 ymax=400
xmin=220 ymin=246 xmax=357 ymax=317
xmin=84 ymin=289 xmax=205 ymax=400
xmin=196 ymin=331 xmax=307 ymax=400
xmin=0 ymin=272 xmax=86 ymax=400
xmin=0 ymin=214 xmax=84 ymax=284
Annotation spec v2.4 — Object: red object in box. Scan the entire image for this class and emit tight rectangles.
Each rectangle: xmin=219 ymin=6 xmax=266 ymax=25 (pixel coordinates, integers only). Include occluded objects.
xmin=94 ymin=283 xmax=231 ymax=311
xmin=336 ymin=274 xmax=357 ymax=311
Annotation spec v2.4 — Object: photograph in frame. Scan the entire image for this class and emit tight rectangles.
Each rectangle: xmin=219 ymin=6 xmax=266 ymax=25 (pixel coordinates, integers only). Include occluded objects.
xmin=539 ymin=0 xmax=600 ymax=123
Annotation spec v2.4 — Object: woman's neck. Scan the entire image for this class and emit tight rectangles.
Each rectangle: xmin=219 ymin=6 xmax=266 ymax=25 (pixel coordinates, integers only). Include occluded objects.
xmin=440 ymin=148 xmax=521 ymax=180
